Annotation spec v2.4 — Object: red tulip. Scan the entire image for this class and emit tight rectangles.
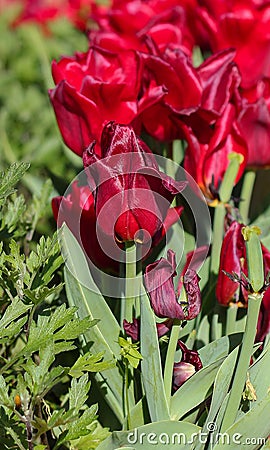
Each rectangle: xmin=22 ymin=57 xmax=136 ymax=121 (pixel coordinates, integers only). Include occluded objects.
xmin=216 ymin=221 xmax=247 ymax=306
xmin=139 ymin=46 xmax=202 ymax=141
xmin=195 ymin=0 xmax=270 ymax=89
xmin=123 ymin=317 xmax=174 ymax=342
xmin=83 ymin=122 xmax=187 ymax=244
xmin=52 ymin=180 xmax=120 ymax=273
xmin=89 ymin=0 xmax=199 ymax=55
xmin=11 ymin=0 xmax=95 ymax=31
xmin=144 ymin=249 xmax=201 ymax=320
xmin=238 ymin=79 xmax=270 ymax=168
xmin=49 ymin=47 xmax=149 ymax=156
xmin=173 ymin=340 xmax=202 ymax=390
xmin=183 ymin=104 xmax=247 ymax=203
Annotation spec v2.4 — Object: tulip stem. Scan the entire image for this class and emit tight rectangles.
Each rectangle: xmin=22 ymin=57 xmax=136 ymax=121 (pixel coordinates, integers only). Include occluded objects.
xmin=221 ymin=293 xmax=262 ymax=432
xmin=210 ymin=152 xmax=244 ymax=278
xmin=226 ymin=303 xmax=238 ymax=336
xmin=210 ymin=204 xmax=226 ymax=276
xmin=164 ymin=319 xmax=181 ymax=403
xmin=125 ymin=359 xmax=131 ymax=430
xmin=239 ymin=170 xmax=256 ymax=224
xmin=125 ymin=242 xmax=137 ymax=323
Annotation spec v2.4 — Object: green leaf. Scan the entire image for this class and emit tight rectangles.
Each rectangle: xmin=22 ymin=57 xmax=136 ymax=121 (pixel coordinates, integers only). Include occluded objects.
xmin=194 ymin=346 xmax=240 ymax=449
xmin=0 ymin=298 xmax=31 ymax=344
xmin=0 ymin=375 xmax=12 ymax=408
xmin=23 ymin=343 xmax=66 ymax=397
xmin=97 ymin=420 xmax=201 ymax=450
xmin=69 ymin=352 xmax=115 ymax=378
xmin=20 ymin=304 xmax=96 ymax=357
xmin=62 ymin=225 xmax=125 ymax=422
xmin=170 ymin=358 xmax=224 ymax=420
xmin=0 ymin=162 xmax=30 ymax=202
xmin=118 ymin=337 xmax=143 ymax=369
xmin=69 ymin=374 xmax=90 ymax=413
xmin=140 ymin=286 xmax=170 ymax=422
xmin=248 ymin=341 xmax=270 ymax=405
xmin=198 ymin=334 xmax=243 ymax=367
xmin=57 ymin=404 xmax=98 ymax=446
xmin=213 ymin=395 xmax=270 ymax=449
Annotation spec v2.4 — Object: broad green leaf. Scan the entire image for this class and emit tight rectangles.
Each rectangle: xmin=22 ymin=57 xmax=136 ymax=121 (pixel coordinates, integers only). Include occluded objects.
xmin=213 ymin=395 xmax=270 ymax=449
xmin=170 ymin=358 xmax=224 ymax=420
xmin=97 ymin=420 xmax=201 ymax=450
xmin=124 ymin=398 xmax=146 ymax=430
xmin=196 ymin=315 xmax=210 ymax=347
xmin=65 ymin=268 xmax=125 ymax=422
xmin=248 ymin=341 xmax=270 ymax=405
xmin=140 ymin=287 xmax=169 ymax=422
xmin=194 ymin=346 xmax=239 ymax=450
xmin=61 ymin=225 xmax=125 ymax=422
xmin=198 ymin=334 xmax=242 ymax=367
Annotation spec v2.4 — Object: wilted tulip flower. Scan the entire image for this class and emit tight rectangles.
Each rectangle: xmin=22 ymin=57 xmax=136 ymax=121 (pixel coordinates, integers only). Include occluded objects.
xmin=83 ymin=121 xmax=187 ymax=244
xmin=144 ymin=249 xmax=201 ymax=320
xmin=123 ymin=317 xmax=174 ymax=342
xmin=173 ymin=340 xmax=202 ymax=390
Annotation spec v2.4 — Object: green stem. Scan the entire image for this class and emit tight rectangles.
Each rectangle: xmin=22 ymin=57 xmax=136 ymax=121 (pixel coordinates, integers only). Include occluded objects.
xmin=125 ymin=360 xmax=131 ymax=430
xmin=239 ymin=170 xmax=256 ymax=224
xmin=125 ymin=242 xmax=137 ymax=323
xmin=163 ymin=319 xmax=181 ymax=403
xmin=226 ymin=304 xmax=238 ymax=336
xmin=221 ymin=293 xmax=263 ymax=432
xmin=210 ymin=204 xmax=226 ymax=276
xmin=210 ymin=152 xmax=244 ymax=278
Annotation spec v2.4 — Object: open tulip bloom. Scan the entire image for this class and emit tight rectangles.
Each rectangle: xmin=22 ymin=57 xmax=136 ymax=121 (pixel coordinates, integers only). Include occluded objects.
xmin=3 ymin=0 xmax=270 ymax=447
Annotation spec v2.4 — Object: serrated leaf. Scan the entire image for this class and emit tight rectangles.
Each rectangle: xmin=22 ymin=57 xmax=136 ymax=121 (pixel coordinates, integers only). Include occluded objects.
xmin=0 ymin=375 xmax=12 ymax=408
xmin=69 ymin=352 xmax=115 ymax=378
xmin=0 ymin=298 xmax=31 ymax=344
xmin=21 ymin=304 xmax=96 ymax=357
xmin=69 ymin=374 xmax=90 ymax=412
xmin=57 ymin=404 xmax=98 ymax=446
xmin=23 ymin=343 xmax=66 ymax=397
xmin=0 ymin=162 xmax=30 ymax=201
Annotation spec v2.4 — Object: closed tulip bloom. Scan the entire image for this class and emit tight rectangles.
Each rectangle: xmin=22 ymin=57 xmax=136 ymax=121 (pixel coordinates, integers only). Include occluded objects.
xmin=83 ymin=122 xmax=187 ymax=243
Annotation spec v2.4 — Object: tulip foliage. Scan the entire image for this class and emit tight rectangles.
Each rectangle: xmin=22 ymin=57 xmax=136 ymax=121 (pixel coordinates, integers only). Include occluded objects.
xmin=1 ymin=0 xmax=270 ymax=449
